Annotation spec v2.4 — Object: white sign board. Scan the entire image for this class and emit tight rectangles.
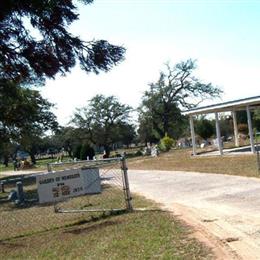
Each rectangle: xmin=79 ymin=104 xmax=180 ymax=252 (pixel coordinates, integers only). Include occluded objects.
xmin=37 ymin=168 xmax=102 ymax=204
xmin=37 ymin=169 xmax=85 ymax=203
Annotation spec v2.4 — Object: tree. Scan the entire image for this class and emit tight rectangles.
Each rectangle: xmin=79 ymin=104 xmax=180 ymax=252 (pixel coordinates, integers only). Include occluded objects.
xmin=236 ymin=111 xmax=248 ymax=125
xmin=235 ymin=110 xmax=260 ymax=133
xmin=116 ymin=123 xmax=136 ymax=148
xmin=48 ymin=126 xmax=81 ymax=158
xmin=19 ymin=131 xmax=43 ymax=164
xmin=72 ymin=94 xmax=132 ymax=156
xmin=253 ymin=109 xmax=260 ymax=131
xmin=195 ymin=117 xmax=214 ymax=139
xmin=0 ymin=80 xmax=58 ymax=164
xmin=80 ymin=144 xmax=95 ymax=160
xmin=218 ymin=114 xmax=234 ymax=140
xmin=0 ymin=0 xmax=125 ymax=85
xmin=0 ymin=80 xmax=58 ymax=141
xmin=138 ymin=60 xmax=222 ymax=141
xmin=138 ymin=98 xmax=187 ymax=142
xmin=0 ymin=141 xmax=15 ymax=167
xmin=138 ymin=112 xmax=159 ymax=144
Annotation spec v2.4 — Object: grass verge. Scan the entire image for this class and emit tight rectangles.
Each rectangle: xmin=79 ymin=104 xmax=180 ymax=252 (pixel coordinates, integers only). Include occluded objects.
xmin=128 ymin=148 xmax=259 ymax=178
xmin=0 ymin=192 xmax=211 ymax=259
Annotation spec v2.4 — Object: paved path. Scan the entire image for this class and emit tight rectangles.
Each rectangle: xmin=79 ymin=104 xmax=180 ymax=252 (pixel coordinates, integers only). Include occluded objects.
xmin=128 ymin=170 xmax=260 ymax=259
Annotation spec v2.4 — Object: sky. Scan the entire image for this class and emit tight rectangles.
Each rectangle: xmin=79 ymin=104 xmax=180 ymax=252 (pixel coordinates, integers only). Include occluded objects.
xmin=41 ymin=0 xmax=260 ymax=125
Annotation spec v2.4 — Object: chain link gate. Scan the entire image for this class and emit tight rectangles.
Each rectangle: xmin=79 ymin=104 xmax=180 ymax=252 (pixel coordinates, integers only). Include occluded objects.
xmin=48 ymin=157 xmax=133 ymax=213
xmin=0 ymin=157 xmax=132 ymax=241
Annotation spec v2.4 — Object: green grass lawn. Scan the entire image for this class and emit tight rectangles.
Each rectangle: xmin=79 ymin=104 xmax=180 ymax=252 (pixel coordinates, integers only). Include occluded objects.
xmin=0 ymin=156 xmax=69 ymax=173
xmin=0 ymin=188 xmax=212 ymax=259
xmin=0 ymin=210 xmax=211 ymax=259
xmin=128 ymin=148 xmax=260 ymax=178
xmin=0 ymin=163 xmax=13 ymax=172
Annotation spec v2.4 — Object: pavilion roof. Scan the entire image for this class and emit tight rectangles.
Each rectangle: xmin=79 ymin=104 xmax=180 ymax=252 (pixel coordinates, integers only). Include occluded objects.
xmin=182 ymin=95 xmax=260 ymax=116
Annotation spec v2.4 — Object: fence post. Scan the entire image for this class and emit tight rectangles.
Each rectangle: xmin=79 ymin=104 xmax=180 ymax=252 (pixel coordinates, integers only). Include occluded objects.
xmin=0 ymin=182 xmax=4 ymax=193
xmin=47 ymin=163 xmax=52 ymax=172
xmin=16 ymin=181 xmax=25 ymax=204
xmin=121 ymin=157 xmax=133 ymax=211
xmin=256 ymin=145 xmax=260 ymax=174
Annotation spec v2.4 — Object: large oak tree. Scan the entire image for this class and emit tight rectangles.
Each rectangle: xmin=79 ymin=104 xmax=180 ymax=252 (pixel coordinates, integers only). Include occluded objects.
xmin=138 ymin=60 xmax=222 ymax=142
xmin=72 ymin=95 xmax=133 ymax=156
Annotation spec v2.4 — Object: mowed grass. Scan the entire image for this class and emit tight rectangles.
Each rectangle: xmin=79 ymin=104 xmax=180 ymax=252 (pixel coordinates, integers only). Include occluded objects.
xmin=0 ymin=157 xmax=66 ymax=173
xmin=0 ymin=185 xmax=127 ymax=241
xmin=0 ymin=164 xmax=13 ymax=172
xmin=128 ymin=148 xmax=259 ymax=178
xmin=0 ymin=191 xmax=212 ymax=259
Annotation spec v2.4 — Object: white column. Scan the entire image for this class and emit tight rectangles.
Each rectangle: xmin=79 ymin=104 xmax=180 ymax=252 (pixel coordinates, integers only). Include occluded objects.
xmin=232 ymin=111 xmax=239 ymax=147
xmin=189 ymin=116 xmax=196 ymax=156
xmin=246 ymin=105 xmax=255 ymax=153
xmin=215 ymin=112 xmax=223 ymax=155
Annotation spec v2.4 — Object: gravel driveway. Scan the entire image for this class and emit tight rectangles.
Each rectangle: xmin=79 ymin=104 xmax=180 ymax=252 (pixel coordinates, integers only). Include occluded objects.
xmin=128 ymin=170 xmax=260 ymax=259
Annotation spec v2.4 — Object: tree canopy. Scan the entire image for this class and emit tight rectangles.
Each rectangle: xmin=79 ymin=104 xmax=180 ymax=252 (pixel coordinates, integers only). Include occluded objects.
xmin=72 ymin=94 xmax=134 ymax=156
xmin=0 ymin=80 xmax=58 ymax=164
xmin=0 ymin=80 xmax=58 ymax=141
xmin=0 ymin=0 xmax=125 ymax=85
xmin=138 ymin=60 xmax=222 ymax=142
xmin=138 ymin=99 xmax=186 ymax=142
xmin=194 ymin=116 xmax=215 ymax=139
xmin=146 ymin=60 xmax=222 ymax=110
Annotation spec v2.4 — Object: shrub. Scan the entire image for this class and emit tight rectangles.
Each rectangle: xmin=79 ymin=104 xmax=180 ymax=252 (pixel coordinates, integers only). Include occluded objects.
xmin=80 ymin=144 xmax=95 ymax=160
xmin=159 ymin=135 xmax=175 ymax=152
xmin=135 ymin=150 xmax=143 ymax=156
xmin=73 ymin=145 xmax=82 ymax=159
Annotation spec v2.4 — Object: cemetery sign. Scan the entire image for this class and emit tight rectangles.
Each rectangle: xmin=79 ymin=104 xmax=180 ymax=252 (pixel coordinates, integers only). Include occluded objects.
xmin=37 ymin=169 xmax=85 ymax=203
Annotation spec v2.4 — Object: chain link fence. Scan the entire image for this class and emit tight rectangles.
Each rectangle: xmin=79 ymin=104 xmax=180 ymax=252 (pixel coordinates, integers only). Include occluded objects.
xmin=0 ymin=157 xmax=132 ymax=241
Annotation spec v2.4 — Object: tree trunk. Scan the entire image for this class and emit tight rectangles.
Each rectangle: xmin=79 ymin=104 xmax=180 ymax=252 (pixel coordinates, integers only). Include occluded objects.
xmin=68 ymin=147 xmax=72 ymax=158
xmin=3 ymin=155 xmax=9 ymax=167
xmin=163 ymin=107 xmax=170 ymax=137
xmin=30 ymin=152 xmax=36 ymax=165
xmin=152 ymin=121 xmax=164 ymax=138
xmin=104 ymin=145 xmax=111 ymax=158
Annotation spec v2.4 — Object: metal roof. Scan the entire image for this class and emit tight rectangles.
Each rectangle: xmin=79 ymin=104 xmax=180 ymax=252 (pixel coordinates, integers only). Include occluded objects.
xmin=182 ymin=95 xmax=260 ymax=116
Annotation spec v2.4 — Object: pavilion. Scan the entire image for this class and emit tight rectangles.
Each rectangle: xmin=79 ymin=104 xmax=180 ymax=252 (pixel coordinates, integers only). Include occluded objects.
xmin=182 ymin=96 xmax=260 ymax=156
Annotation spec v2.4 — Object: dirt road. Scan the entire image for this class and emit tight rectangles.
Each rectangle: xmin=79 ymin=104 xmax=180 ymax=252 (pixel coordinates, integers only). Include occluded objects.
xmin=128 ymin=170 xmax=260 ymax=259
